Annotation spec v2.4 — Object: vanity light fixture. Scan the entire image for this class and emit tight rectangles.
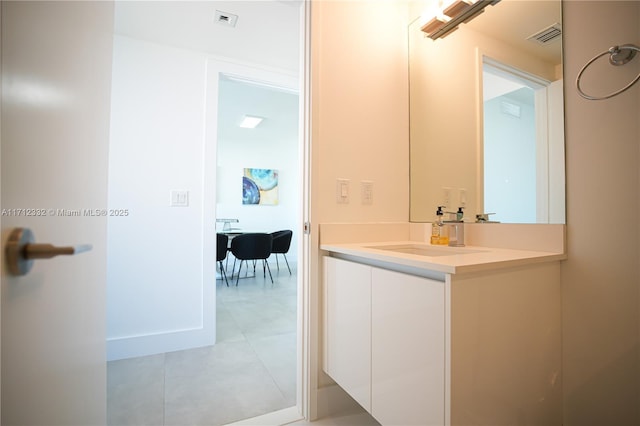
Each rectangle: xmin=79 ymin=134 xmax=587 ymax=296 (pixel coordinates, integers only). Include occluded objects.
xmin=239 ymin=115 xmax=264 ymax=129
xmin=421 ymin=0 xmax=500 ymax=40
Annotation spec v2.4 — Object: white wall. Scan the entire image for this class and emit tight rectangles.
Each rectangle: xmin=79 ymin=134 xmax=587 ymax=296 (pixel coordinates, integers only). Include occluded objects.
xmin=107 ymin=36 xmax=216 ymax=360
xmin=312 ymin=1 xmax=409 ymax=224
xmin=484 ymin=90 xmax=537 ymax=223
xmin=562 ymin=2 xmax=640 ymax=424
xmin=107 ymin=34 xmax=300 ymax=361
xmin=309 ymin=0 xmax=410 ymax=418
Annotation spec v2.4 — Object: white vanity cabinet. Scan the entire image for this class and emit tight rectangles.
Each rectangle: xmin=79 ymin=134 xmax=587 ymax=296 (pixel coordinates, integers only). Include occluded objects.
xmin=324 ymin=256 xmax=446 ymax=425
xmin=323 ymin=253 xmax=562 ymax=426
xmin=323 ymin=257 xmax=372 ymax=411
xmin=371 ymin=267 xmax=445 ymax=425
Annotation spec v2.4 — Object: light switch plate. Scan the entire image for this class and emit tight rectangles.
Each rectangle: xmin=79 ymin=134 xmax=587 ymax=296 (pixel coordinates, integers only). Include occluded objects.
xmin=170 ymin=190 xmax=189 ymax=207
xmin=336 ymin=179 xmax=350 ymax=204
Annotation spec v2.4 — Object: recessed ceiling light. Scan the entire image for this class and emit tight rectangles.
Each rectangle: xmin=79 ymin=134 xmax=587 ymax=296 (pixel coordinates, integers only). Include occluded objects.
xmin=239 ymin=115 xmax=264 ymax=129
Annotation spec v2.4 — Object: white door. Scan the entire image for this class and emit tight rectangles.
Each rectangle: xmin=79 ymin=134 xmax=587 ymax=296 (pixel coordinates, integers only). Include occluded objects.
xmin=1 ymin=2 xmax=114 ymax=424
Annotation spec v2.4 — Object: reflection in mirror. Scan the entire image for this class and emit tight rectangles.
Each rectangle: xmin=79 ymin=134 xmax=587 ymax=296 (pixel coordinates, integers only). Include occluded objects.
xmin=409 ymin=0 xmax=565 ymax=224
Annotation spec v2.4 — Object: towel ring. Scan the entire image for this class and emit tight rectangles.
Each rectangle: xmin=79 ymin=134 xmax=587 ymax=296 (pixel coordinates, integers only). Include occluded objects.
xmin=576 ymin=44 xmax=640 ymax=100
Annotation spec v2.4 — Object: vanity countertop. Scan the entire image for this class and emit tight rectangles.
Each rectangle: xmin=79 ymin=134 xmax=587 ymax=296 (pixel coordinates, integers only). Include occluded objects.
xmin=320 ymin=241 xmax=566 ymax=275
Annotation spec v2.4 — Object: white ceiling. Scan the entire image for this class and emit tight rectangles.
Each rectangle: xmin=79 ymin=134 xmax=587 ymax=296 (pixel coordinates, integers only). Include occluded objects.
xmin=114 ymin=1 xmax=562 ymax=81
xmin=217 ymin=76 xmax=299 ymax=144
xmin=114 ymin=1 xmax=302 ymax=74
xmin=466 ymin=0 xmax=563 ymax=66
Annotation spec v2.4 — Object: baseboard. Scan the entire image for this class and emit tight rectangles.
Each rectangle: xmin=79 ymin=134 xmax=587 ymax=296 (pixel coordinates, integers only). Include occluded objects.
xmin=106 ymin=326 xmax=215 ymax=361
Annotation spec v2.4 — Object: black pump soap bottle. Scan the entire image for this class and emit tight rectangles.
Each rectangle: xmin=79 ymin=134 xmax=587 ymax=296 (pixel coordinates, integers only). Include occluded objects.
xmin=430 ymin=206 xmax=449 ymax=245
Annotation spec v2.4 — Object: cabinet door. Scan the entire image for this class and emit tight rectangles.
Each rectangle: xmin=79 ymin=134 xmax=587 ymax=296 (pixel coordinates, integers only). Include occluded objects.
xmin=324 ymin=257 xmax=372 ymax=411
xmin=371 ymin=268 xmax=445 ymax=425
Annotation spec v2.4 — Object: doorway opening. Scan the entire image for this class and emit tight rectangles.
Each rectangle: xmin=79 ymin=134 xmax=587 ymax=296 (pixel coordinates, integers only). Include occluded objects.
xmin=105 ymin=2 xmax=306 ymax=425
xmin=482 ymin=57 xmax=552 ymax=223
xmin=214 ymin=72 xmax=301 ymax=418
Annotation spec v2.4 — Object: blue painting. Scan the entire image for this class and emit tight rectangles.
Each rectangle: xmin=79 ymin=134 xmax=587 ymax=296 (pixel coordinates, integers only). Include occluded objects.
xmin=243 ymin=168 xmax=279 ymax=205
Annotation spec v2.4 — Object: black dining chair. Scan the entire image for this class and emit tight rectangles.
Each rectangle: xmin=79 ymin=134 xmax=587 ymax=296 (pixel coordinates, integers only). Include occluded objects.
xmin=270 ymin=230 xmax=293 ymax=275
xmin=216 ymin=233 xmax=229 ymax=286
xmin=230 ymin=233 xmax=273 ymax=286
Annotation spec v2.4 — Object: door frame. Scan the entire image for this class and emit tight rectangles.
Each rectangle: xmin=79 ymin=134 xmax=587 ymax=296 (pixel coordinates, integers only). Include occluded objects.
xmin=211 ymin=1 xmax=312 ymax=423
xmin=478 ymin=54 xmax=552 ymax=224
xmin=220 ymin=2 xmax=313 ymax=421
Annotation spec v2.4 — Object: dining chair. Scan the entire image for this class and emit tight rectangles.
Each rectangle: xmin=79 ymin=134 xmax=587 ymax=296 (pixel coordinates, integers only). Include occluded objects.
xmin=216 ymin=233 xmax=229 ymax=286
xmin=230 ymin=233 xmax=273 ymax=286
xmin=270 ymin=230 xmax=293 ymax=275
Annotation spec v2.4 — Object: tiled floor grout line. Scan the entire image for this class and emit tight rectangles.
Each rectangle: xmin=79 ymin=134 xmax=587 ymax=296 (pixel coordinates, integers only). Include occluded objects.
xmin=108 ymin=268 xmax=297 ymax=425
xmin=222 ymin=283 xmax=295 ymax=404
xmin=244 ymin=331 xmax=295 ymax=404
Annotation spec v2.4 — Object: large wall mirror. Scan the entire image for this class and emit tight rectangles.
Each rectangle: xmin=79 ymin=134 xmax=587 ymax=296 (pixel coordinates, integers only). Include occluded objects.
xmin=409 ymin=0 xmax=565 ymax=224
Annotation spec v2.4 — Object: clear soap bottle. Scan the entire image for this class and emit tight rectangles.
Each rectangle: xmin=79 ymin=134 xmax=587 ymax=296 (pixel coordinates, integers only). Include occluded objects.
xmin=430 ymin=206 xmax=449 ymax=245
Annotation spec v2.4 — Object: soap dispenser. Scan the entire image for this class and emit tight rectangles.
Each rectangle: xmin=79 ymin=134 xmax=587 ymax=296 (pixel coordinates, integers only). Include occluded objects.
xmin=430 ymin=206 xmax=449 ymax=245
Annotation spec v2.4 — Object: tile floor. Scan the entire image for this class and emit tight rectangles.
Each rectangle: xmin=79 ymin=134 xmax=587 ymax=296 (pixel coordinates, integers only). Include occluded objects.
xmin=107 ymin=259 xmax=298 ymax=426
xmin=288 ymin=411 xmax=380 ymax=426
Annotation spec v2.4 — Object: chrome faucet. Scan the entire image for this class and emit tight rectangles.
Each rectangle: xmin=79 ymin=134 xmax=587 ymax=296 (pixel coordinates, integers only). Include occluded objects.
xmin=475 ymin=213 xmax=498 ymax=223
xmin=444 ymin=207 xmax=465 ymax=247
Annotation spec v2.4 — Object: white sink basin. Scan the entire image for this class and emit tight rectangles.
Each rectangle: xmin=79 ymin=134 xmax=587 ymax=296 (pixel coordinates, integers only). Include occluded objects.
xmin=366 ymin=244 xmax=487 ymax=257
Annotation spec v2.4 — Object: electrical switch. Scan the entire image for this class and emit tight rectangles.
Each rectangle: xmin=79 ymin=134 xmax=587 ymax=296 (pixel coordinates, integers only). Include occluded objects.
xmin=336 ymin=179 xmax=350 ymax=204
xmin=170 ymin=190 xmax=189 ymax=207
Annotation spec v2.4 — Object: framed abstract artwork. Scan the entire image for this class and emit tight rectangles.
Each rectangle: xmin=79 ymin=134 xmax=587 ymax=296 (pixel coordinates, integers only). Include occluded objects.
xmin=242 ymin=168 xmax=279 ymax=205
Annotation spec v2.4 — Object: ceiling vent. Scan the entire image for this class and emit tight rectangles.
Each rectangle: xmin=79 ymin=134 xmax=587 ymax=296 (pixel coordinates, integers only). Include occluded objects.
xmin=527 ymin=23 xmax=562 ymax=45
xmin=214 ymin=10 xmax=238 ymax=27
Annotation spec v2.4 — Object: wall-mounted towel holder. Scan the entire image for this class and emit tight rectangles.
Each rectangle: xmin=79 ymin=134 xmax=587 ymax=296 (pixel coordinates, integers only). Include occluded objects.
xmin=576 ymin=44 xmax=640 ymax=100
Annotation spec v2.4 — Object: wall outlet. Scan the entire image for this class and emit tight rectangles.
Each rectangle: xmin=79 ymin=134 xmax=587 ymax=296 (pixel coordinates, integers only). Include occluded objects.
xmin=442 ymin=187 xmax=451 ymax=208
xmin=336 ymin=179 xmax=350 ymax=204
xmin=361 ymin=181 xmax=373 ymax=205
